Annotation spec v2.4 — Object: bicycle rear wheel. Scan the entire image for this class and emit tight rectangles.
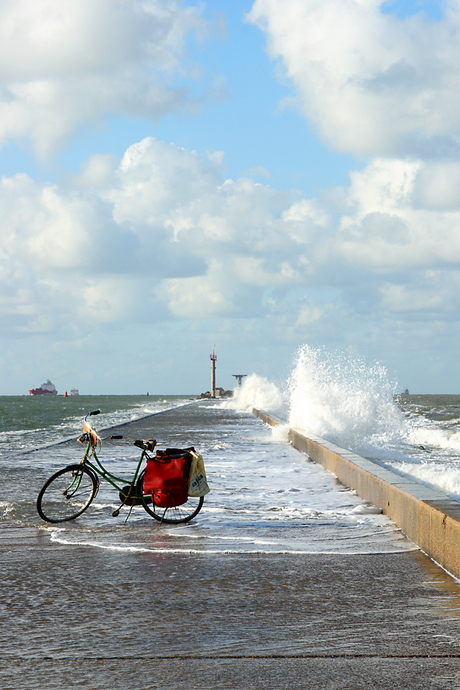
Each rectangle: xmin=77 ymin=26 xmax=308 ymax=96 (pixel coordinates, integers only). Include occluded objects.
xmin=37 ymin=464 xmax=98 ymax=523
xmin=137 ymin=470 xmax=204 ymax=524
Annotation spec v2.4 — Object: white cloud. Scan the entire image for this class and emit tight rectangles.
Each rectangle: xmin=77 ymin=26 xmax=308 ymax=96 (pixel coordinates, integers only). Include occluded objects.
xmin=412 ymin=161 xmax=460 ymax=209
xmin=79 ymin=276 xmax=150 ymax=323
xmin=296 ymin=302 xmax=323 ymax=326
xmin=0 ymin=138 xmax=333 ymax=331
xmin=335 ymin=158 xmax=460 ymax=273
xmin=3 ymin=1 xmax=460 ymax=393
xmin=158 ymin=266 xmax=240 ymax=319
xmin=243 ymin=0 xmax=460 ymax=330
xmin=248 ymin=0 xmax=460 ymax=157
xmin=379 ymin=270 xmax=460 ymax=316
xmin=0 ymin=172 xmax=137 ymax=274
xmin=0 ymin=0 xmax=207 ymax=158
xmin=109 ymin=138 xmax=226 ymax=230
xmin=2 ymin=136 xmax=460 ymax=340
xmin=74 ymin=154 xmax=118 ymax=189
xmin=379 ymin=282 xmax=442 ymax=313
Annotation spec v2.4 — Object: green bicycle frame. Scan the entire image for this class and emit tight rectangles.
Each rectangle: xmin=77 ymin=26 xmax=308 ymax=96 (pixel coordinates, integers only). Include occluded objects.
xmin=80 ymin=440 xmax=149 ymax=496
xmin=63 ymin=468 xmax=87 ymax=499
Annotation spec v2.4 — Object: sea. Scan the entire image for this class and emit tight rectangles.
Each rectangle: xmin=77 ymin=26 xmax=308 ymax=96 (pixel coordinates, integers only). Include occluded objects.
xmin=2 ymin=345 xmax=460 ymax=557
xmin=0 ymin=394 xmax=191 ymax=455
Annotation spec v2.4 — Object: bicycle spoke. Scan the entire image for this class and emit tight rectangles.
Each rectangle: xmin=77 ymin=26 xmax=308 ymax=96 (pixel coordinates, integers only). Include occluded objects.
xmin=37 ymin=465 xmax=98 ymax=523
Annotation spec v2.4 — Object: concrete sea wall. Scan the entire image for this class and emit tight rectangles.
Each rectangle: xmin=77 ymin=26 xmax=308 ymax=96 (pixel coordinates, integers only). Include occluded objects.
xmin=253 ymin=408 xmax=460 ymax=580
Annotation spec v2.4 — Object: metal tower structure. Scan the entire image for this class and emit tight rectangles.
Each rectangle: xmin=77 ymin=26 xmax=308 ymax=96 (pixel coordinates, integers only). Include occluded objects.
xmin=232 ymin=374 xmax=247 ymax=387
xmin=210 ymin=350 xmax=217 ymax=398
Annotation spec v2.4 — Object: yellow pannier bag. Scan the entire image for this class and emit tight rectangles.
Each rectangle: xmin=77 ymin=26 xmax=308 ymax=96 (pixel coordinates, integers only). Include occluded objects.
xmin=188 ymin=450 xmax=210 ymax=497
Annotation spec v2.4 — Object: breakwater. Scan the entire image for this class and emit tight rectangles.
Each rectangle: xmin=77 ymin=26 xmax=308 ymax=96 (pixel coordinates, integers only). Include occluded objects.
xmin=253 ymin=408 xmax=460 ymax=580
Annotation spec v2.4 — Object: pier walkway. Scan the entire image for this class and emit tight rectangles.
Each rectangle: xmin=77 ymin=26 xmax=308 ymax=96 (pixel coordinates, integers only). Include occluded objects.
xmin=1 ymin=402 xmax=459 ymax=689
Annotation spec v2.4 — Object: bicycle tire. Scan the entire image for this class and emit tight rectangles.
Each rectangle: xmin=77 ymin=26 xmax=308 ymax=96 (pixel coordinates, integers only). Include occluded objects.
xmin=137 ymin=469 xmax=204 ymax=524
xmin=37 ymin=464 xmax=99 ymax=523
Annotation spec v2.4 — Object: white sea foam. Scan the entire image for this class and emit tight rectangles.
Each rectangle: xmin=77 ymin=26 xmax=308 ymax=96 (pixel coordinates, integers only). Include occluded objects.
xmin=390 ymin=462 xmax=460 ymax=502
xmin=230 ymin=344 xmax=460 ymax=501
xmin=226 ymin=373 xmax=286 ymax=415
xmin=406 ymin=426 xmax=460 ymax=452
xmin=0 ymin=501 xmax=14 ymax=516
xmin=287 ymin=345 xmax=404 ymax=451
xmin=231 ymin=345 xmax=404 ymax=451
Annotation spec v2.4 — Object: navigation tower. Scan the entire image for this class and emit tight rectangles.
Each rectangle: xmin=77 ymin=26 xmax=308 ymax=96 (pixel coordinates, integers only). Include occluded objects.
xmin=210 ymin=350 xmax=217 ymax=398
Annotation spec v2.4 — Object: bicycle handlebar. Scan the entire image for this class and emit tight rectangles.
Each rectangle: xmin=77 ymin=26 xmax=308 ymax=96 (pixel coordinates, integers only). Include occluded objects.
xmin=80 ymin=412 xmax=123 ymax=443
xmin=85 ymin=410 xmax=100 ymax=420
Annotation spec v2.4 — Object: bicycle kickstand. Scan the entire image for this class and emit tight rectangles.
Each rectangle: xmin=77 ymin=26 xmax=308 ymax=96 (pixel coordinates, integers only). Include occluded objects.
xmin=112 ymin=480 xmax=138 ymax=519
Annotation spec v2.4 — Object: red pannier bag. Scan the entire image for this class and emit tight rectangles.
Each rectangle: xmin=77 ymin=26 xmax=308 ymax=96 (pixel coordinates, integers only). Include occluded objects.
xmin=143 ymin=448 xmax=192 ymax=508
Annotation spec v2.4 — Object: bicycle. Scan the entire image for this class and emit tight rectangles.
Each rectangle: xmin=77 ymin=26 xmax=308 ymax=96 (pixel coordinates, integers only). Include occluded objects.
xmin=36 ymin=410 xmax=204 ymax=525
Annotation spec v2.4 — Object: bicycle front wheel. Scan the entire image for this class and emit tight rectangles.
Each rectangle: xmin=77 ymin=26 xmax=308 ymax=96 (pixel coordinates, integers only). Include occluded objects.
xmin=37 ymin=465 xmax=98 ymax=523
xmin=137 ymin=470 xmax=204 ymax=524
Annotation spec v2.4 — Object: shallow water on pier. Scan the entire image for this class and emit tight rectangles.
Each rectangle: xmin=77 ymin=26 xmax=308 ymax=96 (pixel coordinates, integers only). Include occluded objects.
xmin=2 ymin=402 xmax=414 ymax=556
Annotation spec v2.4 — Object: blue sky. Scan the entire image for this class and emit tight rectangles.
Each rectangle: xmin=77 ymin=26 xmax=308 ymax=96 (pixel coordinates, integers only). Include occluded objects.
xmin=0 ymin=0 xmax=458 ymax=395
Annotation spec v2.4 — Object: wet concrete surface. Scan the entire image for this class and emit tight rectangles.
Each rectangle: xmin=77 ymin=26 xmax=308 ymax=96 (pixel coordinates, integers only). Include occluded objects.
xmin=1 ymin=402 xmax=460 ymax=688
xmin=1 ymin=539 xmax=460 ymax=688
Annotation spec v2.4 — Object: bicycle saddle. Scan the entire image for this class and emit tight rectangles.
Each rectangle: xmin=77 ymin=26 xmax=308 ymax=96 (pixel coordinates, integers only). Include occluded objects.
xmin=134 ymin=439 xmax=156 ymax=451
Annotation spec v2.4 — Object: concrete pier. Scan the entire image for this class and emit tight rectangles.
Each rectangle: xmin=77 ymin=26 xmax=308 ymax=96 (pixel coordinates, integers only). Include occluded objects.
xmin=1 ymin=403 xmax=459 ymax=689
xmin=253 ymin=408 xmax=460 ymax=581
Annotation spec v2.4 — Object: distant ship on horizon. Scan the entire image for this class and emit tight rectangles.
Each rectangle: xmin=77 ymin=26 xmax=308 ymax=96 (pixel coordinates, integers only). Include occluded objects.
xmin=29 ymin=379 xmax=58 ymax=396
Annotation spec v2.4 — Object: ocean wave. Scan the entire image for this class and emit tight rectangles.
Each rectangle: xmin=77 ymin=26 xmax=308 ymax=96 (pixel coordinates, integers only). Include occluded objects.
xmin=229 ymin=344 xmax=460 ymax=498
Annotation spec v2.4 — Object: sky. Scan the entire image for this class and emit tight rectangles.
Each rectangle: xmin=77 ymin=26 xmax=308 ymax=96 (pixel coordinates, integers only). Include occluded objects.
xmin=0 ymin=0 xmax=459 ymax=395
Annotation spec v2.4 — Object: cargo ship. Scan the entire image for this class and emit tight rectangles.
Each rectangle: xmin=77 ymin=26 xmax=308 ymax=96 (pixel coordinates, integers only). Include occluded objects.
xmin=29 ymin=379 xmax=58 ymax=396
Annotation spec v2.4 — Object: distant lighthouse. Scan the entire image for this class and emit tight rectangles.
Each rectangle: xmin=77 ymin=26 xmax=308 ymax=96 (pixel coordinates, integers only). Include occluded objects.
xmin=210 ymin=349 xmax=217 ymax=398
